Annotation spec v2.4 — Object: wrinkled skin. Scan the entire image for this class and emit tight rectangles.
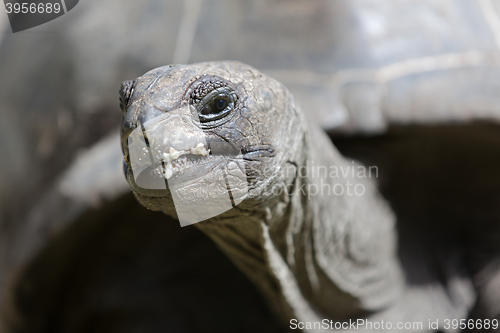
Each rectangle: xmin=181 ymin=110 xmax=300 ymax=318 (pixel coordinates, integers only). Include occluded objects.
xmin=120 ymin=61 xmax=407 ymax=327
xmin=121 ymin=62 xmax=298 ymax=219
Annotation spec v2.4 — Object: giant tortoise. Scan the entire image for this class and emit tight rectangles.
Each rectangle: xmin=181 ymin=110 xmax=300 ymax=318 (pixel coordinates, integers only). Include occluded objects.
xmin=1 ymin=0 xmax=500 ymax=332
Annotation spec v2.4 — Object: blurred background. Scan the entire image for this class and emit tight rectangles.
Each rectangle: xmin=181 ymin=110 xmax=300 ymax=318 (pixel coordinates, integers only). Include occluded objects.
xmin=1 ymin=0 xmax=500 ymax=332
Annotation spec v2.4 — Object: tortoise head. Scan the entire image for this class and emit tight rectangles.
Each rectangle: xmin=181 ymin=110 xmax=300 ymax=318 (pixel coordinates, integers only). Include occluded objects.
xmin=120 ymin=61 xmax=303 ymax=226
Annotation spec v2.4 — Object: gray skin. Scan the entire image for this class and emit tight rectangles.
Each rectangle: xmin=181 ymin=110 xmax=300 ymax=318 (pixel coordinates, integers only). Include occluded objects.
xmin=119 ymin=61 xmax=470 ymax=330
xmin=3 ymin=1 xmax=500 ymax=332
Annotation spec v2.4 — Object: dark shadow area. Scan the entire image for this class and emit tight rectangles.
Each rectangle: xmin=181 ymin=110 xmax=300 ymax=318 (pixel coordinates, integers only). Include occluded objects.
xmin=8 ymin=193 xmax=286 ymax=333
xmin=333 ymin=122 xmax=500 ymax=330
xmin=332 ymin=122 xmax=500 ymax=275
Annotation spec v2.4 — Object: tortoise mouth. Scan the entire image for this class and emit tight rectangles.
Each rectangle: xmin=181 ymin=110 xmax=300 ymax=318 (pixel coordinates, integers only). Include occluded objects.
xmin=161 ymin=151 xmax=213 ymax=180
xmin=125 ymin=153 xmax=221 ymax=198
xmin=124 ymin=145 xmax=275 ymax=200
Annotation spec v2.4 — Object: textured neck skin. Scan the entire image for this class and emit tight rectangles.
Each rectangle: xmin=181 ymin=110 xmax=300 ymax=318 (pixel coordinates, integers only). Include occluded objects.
xmin=132 ymin=134 xmax=404 ymax=324
xmin=190 ymin=115 xmax=403 ymax=324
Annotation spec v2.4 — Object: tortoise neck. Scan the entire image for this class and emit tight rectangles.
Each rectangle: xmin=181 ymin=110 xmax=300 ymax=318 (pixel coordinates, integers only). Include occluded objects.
xmin=195 ymin=123 xmax=404 ymax=323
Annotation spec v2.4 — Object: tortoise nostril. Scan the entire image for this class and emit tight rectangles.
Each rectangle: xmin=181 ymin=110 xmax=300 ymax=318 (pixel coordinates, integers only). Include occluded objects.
xmin=119 ymin=79 xmax=136 ymax=113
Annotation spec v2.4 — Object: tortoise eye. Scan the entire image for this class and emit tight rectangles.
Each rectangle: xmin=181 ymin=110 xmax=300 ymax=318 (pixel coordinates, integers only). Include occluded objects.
xmin=200 ymin=95 xmax=230 ymax=116
xmin=196 ymin=87 xmax=236 ymax=124
xmin=215 ymin=97 xmax=228 ymax=111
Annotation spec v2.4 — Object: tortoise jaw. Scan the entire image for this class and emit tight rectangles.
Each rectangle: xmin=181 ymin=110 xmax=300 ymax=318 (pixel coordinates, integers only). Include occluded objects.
xmin=125 ymin=162 xmax=171 ymax=198
xmin=126 ymin=153 xmax=249 ymax=226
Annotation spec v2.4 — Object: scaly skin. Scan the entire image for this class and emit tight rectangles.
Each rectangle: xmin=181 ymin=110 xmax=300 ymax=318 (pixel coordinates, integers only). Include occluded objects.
xmin=120 ymin=61 xmax=403 ymax=325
